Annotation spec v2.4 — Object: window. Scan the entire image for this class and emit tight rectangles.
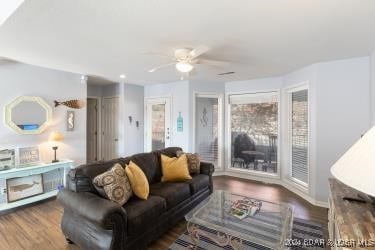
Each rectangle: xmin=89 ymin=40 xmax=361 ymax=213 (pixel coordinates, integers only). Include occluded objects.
xmin=229 ymin=92 xmax=279 ymax=175
xmin=289 ymin=87 xmax=309 ymax=186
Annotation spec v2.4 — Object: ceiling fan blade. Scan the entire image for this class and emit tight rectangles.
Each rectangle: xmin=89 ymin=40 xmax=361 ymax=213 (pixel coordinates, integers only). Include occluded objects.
xmin=196 ymin=58 xmax=229 ymax=67
xmin=141 ymin=51 xmax=173 ymax=59
xmin=189 ymin=45 xmax=210 ymax=59
xmin=148 ymin=62 xmax=175 ymax=73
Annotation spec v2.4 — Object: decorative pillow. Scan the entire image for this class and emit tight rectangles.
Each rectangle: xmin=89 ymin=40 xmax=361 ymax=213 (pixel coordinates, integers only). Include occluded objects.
xmin=93 ymin=163 xmax=132 ymax=206
xmin=176 ymin=150 xmax=201 ymax=174
xmin=161 ymin=154 xmax=192 ymax=182
xmin=125 ymin=161 xmax=149 ymax=200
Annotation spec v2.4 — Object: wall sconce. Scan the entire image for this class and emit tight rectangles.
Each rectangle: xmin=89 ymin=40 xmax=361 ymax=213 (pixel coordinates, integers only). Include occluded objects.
xmin=136 ymin=121 xmax=139 ymax=128
xmin=128 ymin=116 xmax=132 ymax=124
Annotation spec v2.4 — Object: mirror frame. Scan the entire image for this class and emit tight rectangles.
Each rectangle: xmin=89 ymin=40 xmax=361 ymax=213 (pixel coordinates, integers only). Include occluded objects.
xmin=4 ymin=96 xmax=52 ymax=135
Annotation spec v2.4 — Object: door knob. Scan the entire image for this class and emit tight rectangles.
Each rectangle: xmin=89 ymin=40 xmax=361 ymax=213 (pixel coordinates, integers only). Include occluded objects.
xmin=114 ymin=139 xmax=119 ymax=142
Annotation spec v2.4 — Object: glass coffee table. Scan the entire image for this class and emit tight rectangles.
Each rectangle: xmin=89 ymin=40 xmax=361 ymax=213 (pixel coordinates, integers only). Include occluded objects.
xmin=185 ymin=190 xmax=294 ymax=250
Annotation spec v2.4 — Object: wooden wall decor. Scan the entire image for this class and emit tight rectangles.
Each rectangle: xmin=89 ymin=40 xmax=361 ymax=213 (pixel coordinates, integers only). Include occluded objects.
xmin=54 ymin=99 xmax=86 ymax=109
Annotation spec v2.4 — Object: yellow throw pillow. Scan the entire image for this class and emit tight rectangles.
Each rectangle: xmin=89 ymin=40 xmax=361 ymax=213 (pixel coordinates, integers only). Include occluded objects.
xmin=125 ymin=161 xmax=149 ymax=200
xmin=161 ymin=154 xmax=192 ymax=182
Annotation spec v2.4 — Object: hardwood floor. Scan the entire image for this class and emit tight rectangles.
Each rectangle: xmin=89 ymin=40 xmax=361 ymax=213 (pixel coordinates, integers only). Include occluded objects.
xmin=0 ymin=176 xmax=328 ymax=250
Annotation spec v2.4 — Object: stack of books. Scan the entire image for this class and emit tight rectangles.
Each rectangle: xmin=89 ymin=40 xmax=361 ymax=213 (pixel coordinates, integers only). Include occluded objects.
xmin=229 ymin=198 xmax=262 ymax=220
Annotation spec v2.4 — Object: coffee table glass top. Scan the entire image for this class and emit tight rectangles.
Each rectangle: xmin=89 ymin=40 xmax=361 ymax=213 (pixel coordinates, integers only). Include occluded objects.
xmin=185 ymin=190 xmax=294 ymax=249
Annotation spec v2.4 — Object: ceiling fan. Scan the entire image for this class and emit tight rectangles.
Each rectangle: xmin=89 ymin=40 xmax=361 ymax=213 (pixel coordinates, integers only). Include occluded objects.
xmin=145 ymin=45 xmax=229 ymax=76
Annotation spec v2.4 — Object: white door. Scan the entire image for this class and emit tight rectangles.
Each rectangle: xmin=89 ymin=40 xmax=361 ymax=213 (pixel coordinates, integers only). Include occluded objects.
xmin=102 ymin=97 xmax=119 ymax=160
xmin=145 ymin=98 xmax=171 ymax=151
xmin=194 ymin=94 xmax=223 ymax=170
xmin=87 ymin=98 xmax=98 ymax=163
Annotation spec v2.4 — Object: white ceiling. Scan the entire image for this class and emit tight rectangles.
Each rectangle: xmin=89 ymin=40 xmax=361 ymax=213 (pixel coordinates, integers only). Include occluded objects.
xmin=0 ymin=0 xmax=23 ymax=26
xmin=0 ymin=0 xmax=375 ymax=85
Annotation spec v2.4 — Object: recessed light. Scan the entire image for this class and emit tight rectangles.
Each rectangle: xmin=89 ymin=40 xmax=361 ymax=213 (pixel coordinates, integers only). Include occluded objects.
xmin=120 ymin=74 xmax=126 ymax=79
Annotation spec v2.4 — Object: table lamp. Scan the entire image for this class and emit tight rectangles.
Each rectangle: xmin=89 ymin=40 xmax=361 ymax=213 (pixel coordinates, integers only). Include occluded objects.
xmin=50 ymin=131 xmax=64 ymax=163
xmin=330 ymin=126 xmax=375 ymax=204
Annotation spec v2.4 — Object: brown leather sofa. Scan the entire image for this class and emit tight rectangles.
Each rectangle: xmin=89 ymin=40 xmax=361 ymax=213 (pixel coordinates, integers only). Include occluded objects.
xmin=57 ymin=147 xmax=214 ymax=250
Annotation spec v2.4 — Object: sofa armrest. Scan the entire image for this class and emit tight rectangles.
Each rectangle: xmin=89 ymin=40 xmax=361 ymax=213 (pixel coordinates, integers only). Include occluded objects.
xmin=57 ymin=189 xmax=127 ymax=229
xmin=200 ymin=161 xmax=215 ymax=175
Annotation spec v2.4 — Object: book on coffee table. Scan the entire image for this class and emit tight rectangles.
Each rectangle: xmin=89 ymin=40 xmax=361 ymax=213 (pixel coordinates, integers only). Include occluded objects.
xmin=229 ymin=198 xmax=262 ymax=219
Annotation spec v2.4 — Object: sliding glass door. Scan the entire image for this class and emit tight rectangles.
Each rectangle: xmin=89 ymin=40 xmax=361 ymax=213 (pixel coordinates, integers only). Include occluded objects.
xmin=228 ymin=92 xmax=279 ymax=175
xmin=194 ymin=94 xmax=223 ymax=170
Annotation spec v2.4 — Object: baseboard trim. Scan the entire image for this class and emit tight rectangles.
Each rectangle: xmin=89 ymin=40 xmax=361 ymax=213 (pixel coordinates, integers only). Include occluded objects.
xmin=214 ymin=172 xmax=329 ymax=208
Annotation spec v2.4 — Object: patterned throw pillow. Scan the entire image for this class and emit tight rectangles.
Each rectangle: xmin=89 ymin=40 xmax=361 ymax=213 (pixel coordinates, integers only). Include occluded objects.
xmin=93 ymin=163 xmax=133 ymax=206
xmin=176 ymin=150 xmax=201 ymax=174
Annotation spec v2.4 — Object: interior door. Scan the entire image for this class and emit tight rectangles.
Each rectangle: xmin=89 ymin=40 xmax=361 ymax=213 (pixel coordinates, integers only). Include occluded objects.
xmin=145 ymin=98 xmax=171 ymax=151
xmin=102 ymin=97 xmax=119 ymax=160
xmin=87 ymin=98 xmax=98 ymax=163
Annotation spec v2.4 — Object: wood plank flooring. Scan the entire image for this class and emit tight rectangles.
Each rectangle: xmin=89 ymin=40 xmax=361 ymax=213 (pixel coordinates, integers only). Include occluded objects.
xmin=0 ymin=176 xmax=328 ymax=250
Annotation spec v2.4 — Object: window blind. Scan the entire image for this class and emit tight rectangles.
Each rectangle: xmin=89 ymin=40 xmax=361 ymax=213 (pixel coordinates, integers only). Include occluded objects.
xmin=291 ymin=89 xmax=308 ymax=184
xmin=229 ymin=92 xmax=278 ymax=104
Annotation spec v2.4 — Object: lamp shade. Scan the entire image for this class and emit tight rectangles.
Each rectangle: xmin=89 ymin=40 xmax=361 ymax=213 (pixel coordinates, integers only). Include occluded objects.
xmin=50 ymin=131 xmax=64 ymax=142
xmin=331 ymin=126 xmax=375 ymax=197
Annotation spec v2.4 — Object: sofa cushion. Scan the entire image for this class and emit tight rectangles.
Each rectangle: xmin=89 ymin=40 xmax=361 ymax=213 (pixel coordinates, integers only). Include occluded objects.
xmin=122 ymin=152 xmax=160 ymax=184
xmin=187 ymin=174 xmax=210 ymax=195
xmin=124 ymin=195 xmax=166 ymax=236
xmin=150 ymin=182 xmax=191 ymax=209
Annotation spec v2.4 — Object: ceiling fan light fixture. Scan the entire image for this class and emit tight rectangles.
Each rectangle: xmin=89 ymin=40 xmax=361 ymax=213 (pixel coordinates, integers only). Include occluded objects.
xmin=176 ymin=62 xmax=193 ymax=73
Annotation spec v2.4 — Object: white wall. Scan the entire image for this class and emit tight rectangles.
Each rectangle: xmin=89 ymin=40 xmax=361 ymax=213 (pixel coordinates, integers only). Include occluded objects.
xmin=144 ymin=81 xmax=190 ymax=151
xmin=313 ymin=57 xmax=371 ymax=202
xmin=371 ymin=51 xmax=375 ymax=124
xmin=87 ymin=84 xmax=120 ymax=97
xmin=225 ymin=77 xmax=284 ymax=93
xmin=102 ymin=84 xmax=120 ymax=97
xmin=0 ymin=63 xmax=86 ymax=165
xmin=122 ymin=83 xmax=144 ymax=156
xmin=87 ymin=84 xmax=103 ymax=97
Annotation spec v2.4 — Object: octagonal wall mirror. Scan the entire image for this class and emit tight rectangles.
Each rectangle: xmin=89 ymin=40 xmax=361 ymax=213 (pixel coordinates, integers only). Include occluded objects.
xmin=4 ymin=96 xmax=52 ymax=135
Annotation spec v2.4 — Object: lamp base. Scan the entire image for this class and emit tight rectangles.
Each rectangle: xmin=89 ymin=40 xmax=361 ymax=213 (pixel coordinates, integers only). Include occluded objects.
xmin=52 ymin=146 xmax=59 ymax=163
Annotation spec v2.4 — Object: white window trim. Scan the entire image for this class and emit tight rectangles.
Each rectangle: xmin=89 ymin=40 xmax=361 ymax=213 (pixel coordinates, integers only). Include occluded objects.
xmin=285 ymin=83 xmax=310 ymax=192
xmin=192 ymin=92 xmax=224 ymax=171
xmin=225 ymin=89 xmax=281 ymax=179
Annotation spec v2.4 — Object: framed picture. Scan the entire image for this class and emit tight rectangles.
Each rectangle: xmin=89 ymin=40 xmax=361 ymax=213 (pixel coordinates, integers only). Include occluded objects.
xmin=6 ymin=174 xmax=44 ymax=202
xmin=0 ymin=148 xmax=16 ymax=171
xmin=67 ymin=110 xmax=75 ymax=131
xmin=18 ymin=146 xmax=41 ymax=166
